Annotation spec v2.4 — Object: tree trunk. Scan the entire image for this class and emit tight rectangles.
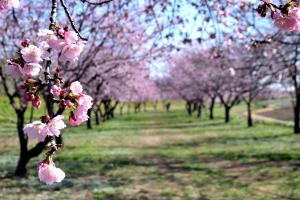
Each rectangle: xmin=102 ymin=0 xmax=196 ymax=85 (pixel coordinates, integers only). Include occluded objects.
xmin=87 ymin=108 xmax=92 ymax=129
xmin=247 ymin=102 xmax=253 ymax=127
xmin=134 ymin=103 xmax=138 ymax=113
xmin=127 ymin=103 xmax=130 ymax=114
xmin=224 ymin=106 xmax=230 ymax=123
xmin=294 ymin=94 xmax=300 ymax=134
xmin=15 ymin=109 xmax=29 ymax=177
xmin=197 ymin=103 xmax=202 ymax=118
xmin=94 ymin=110 xmax=100 ymax=125
xmin=186 ymin=101 xmax=192 ymax=116
xmin=166 ymin=102 xmax=171 ymax=112
xmin=209 ymin=97 xmax=215 ymax=120
xmin=120 ymin=106 xmax=123 ymax=116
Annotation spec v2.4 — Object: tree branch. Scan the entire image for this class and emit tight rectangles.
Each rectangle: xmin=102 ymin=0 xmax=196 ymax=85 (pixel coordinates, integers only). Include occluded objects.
xmin=60 ymin=0 xmax=88 ymax=41
xmin=79 ymin=0 xmax=112 ymax=6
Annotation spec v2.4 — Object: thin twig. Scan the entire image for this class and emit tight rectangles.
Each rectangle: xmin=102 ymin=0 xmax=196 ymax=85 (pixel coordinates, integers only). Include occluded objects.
xmin=45 ymin=0 xmax=58 ymax=118
xmin=60 ymin=0 xmax=88 ymax=41
xmin=79 ymin=0 xmax=112 ymax=6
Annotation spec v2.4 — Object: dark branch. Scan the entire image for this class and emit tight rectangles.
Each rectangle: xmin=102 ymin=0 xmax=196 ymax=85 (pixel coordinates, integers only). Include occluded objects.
xmin=79 ymin=0 xmax=112 ymax=6
xmin=60 ymin=0 xmax=88 ymax=41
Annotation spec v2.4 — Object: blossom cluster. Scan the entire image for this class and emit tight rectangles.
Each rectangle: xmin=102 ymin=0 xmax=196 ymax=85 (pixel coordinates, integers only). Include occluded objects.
xmin=38 ymin=162 xmax=65 ymax=185
xmin=0 ymin=0 xmax=19 ymax=11
xmin=257 ymin=0 xmax=300 ymax=31
xmin=49 ymin=81 xmax=93 ymax=127
xmin=38 ymin=28 xmax=84 ymax=62
xmin=5 ymin=27 xmax=84 ymax=80
xmin=4 ymin=25 xmax=91 ymax=184
xmin=5 ymin=41 xmax=43 ymax=79
xmin=24 ymin=115 xmax=66 ymax=142
xmin=21 ymin=80 xmax=92 ymax=184
xmin=272 ymin=6 xmax=300 ymax=31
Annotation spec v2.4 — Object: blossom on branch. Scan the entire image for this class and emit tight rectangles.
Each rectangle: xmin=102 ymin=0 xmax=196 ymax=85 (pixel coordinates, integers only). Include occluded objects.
xmin=70 ymin=81 xmax=83 ymax=95
xmin=38 ymin=162 xmax=65 ymax=185
xmin=68 ymin=81 xmax=93 ymax=126
xmin=50 ymin=85 xmax=62 ymax=97
xmin=21 ymin=45 xmax=43 ymax=63
xmin=23 ymin=63 xmax=42 ymax=78
xmin=273 ymin=7 xmax=300 ymax=30
xmin=257 ymin=0 xmax=300 ymax=31
xmin=37 ymin=28 xmax=85 ymax=62
xmin=0 ymin=0 xmax=19 ymax=11
xmin=41 ymin=115 xmax=66 ymax=137
xmin=4 ymin=61 xmax=23 ymax=79
xmin=23 ymin=121 xmax=47 ymax=142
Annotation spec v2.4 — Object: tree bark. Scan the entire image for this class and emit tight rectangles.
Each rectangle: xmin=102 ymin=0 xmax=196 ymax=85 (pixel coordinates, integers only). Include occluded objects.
xmin=127 ymin=103 xmax=130 ymax=114
xmin=294 ymin=93 xmax=300 ymax=134
xmin=224 ymin=106 xmax=230 ymax=123
xmin=87 ymin=108 xmax=92 ymax=129
xmin=186 ymin=101 xmax=192 ymax=116
xmin=94 ymin=110 xmax=100 ymax=125
xmin=209 ymin=97 xmax=215 ymax=120
xmin=15 ymin=109 xmax=28 ymax=176
xmin=197 ymin=102 xmax=202 ymax=118
xmin=247 ymin=102 xmax=253 ymax=127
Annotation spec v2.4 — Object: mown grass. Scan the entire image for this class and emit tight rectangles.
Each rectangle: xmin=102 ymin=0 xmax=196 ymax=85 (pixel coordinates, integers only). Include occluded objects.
xmin=0 ymin=98 xmax=300 ymax=200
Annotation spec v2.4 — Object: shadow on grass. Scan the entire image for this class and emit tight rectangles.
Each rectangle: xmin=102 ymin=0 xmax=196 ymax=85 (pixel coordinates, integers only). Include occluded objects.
xmin=158 ymin=132 xmax=292 ymax=148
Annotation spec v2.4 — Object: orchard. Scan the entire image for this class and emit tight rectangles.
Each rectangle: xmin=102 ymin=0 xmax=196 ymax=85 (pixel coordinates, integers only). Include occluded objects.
xmin=1 ymin=0 xmax=300 ymax=199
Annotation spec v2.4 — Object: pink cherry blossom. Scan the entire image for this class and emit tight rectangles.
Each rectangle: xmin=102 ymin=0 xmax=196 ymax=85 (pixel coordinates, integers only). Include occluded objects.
xmin=10 ymin=0 xmax=18 ymax=7
xmin=69 ymin=109 xmax=89 ymax=126
xmin=51 ymin=39 xmax=66 ymax=51
xmin=70 ymin=81 xmax=83 ymax=95
xmin=66 ymin=99 xmax=74 ymax=108
xmin=37 ymin=29 xmax=64 ymax=50
xmin=5 ymin=61 xmax=23 ymax=78
xmin=23 ymin=63 xmax=42 ymax=78
xmin=60 ymin=43 xmax=84 ymax=62
xmin=42 ymin=115 xmax=66 ymax=137
xmin=23 ymin=121 xmax=47 ymax=142
xmin=50 ymin=85 xmax=62 ymax=96
xmin=37 ymin=29 xmax=55 ymax=39
xmin=38 ymin=162 xmax=65 ymax=185
xmin=77 ymin=94 xmax=93 ymax=111
xmin=23 ymin=92 xmax=35 ymax=103
xmin=21 ymin=45 xmax=43 ymax=63
xmin=0 ymin=0 xmax=19 ymax=10
xmin=229 ymin=67 xmax=236 ymax=76
xmin=57 ymin=28 xmax=65 ymax=35
xmin=21 ymin=39 xmax=30 ymax=47
xmin=273 ymin=8 xmax=300 ymax=31
xmin=64 ymin=31 xmax=79 ymax=44
xmin=68 ymin=94 xmax=92 ymax=126
xmin=32 ymin=97 xmax=41 ymax=108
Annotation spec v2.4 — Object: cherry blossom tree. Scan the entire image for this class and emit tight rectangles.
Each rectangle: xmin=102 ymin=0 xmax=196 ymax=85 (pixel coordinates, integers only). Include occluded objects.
xmin=0 ymin=0 xmax=107 ymax=179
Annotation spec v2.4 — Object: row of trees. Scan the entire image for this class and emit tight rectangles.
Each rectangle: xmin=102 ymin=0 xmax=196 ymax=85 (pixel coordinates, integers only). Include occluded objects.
xmin=2 ymin=0 xmax=300 ymax=180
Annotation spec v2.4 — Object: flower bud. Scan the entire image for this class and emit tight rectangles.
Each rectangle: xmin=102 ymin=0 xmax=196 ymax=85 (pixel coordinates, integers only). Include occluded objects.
xmin=21 ymin=39 xmax=30 ymax=47
xmin=41 ymin=115 xmax=50 ymax=124
xmin=24 ymin=92 xmax=35 ymax=102
xmin=32 ymin=97 xmax=41 ymax=108
xmin=66 ymin=99 xmax=74 ymax=108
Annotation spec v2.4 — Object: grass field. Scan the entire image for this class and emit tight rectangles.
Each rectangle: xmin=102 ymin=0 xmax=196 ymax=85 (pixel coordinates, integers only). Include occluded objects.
xmin=1 ymin=99 xmax=300 ymax=200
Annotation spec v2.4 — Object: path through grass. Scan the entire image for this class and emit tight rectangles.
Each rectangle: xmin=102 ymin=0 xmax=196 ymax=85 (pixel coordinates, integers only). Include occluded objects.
xmin=1 ymin=102 xmax=300 ymax=199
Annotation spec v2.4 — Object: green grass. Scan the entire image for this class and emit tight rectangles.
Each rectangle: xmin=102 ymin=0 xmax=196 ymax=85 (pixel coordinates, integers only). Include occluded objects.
xmin=0 ymin=99 xmax=300 ymax=200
